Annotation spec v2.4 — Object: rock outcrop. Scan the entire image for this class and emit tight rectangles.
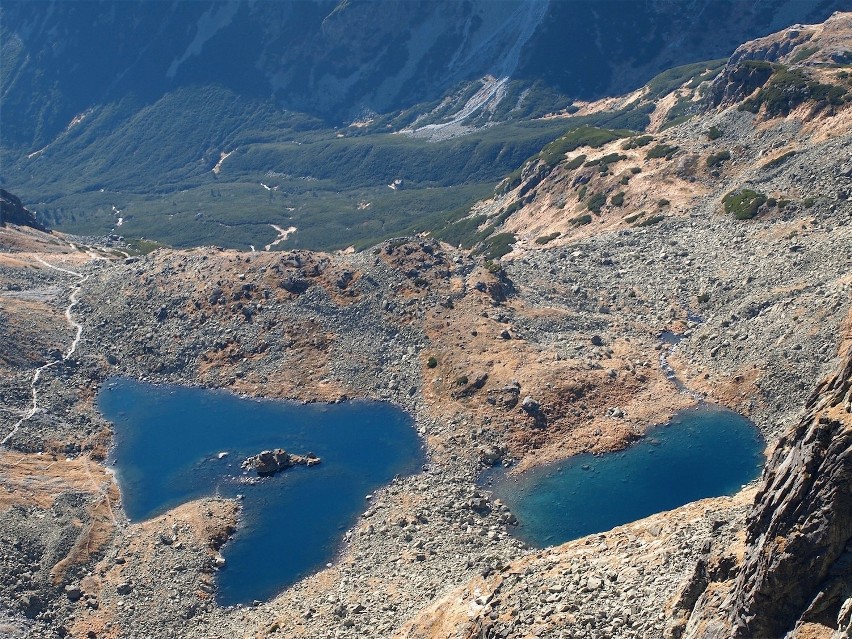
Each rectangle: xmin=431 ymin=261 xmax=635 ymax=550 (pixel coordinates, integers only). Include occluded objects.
xmin=241 ymin=448 xmax=320 ymax=476
xmin=0 ymin=189 xmax=46 ymax=231
xmin=671 ymin=346 xmax=852 ymax=638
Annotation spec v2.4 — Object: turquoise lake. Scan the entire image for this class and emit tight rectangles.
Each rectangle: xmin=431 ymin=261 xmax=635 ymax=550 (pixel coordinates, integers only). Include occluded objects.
xmin=484 ymin=405 xmax=765 ymax=547
xmin=100 ymin=378 xmax=424 ymax=606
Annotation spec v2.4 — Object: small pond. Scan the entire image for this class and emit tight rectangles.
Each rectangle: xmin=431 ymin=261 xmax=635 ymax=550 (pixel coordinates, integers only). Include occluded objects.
xmin=100 ymin=378 xmax=424 ymax=606
xmin=484 ymin=404 xmax=764 ymax=547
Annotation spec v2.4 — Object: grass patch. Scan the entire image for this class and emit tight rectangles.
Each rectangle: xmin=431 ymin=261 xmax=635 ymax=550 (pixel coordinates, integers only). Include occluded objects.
xmin=586 ymin=192 xmax=607 ymax=213
xmin=740 ymin=66 xmax=848 ymax=116
xmin=539 ymin=126 xmax=631 ymax=167
xmin=621 ymin=135 xmax=654 ymax=150
xmin=791 ymin=45 xmax=819 ymax=64
xmin=434 ymin=213 xmax=488 ymax=248
xmin=477 ymin=232 xmax=516 ymax=260
xmin=645 ymin=59 xmax=727 ymax=99
xmin=723 ymin=189 xmax=767 ymax=219
xmin=565 ymin=154 xmax=587 ymax=170
xmin=584 ymin=153 xmax=628 ymax=167
xmin=660 ymin=114 xmax=693 ymax=130
xmin=125 ymin=237 xmax=170 ymax=254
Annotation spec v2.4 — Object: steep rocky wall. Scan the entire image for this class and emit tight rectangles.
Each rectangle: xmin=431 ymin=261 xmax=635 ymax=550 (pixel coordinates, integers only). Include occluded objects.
xmin=0 ymin=189 xmax=45 ymax=231
xmin=674 ymin=341 xmax=852 ymax=638
xmin=733 ymin=355 xmax=852 ymax=637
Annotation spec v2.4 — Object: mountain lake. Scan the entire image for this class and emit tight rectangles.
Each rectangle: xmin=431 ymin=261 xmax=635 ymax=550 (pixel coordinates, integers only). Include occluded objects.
xmin=100 ymin=378 xmax=425 ymax=606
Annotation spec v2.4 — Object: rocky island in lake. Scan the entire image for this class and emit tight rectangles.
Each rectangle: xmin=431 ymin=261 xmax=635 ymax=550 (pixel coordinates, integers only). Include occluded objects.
xmin=241 ymin=448 xmax=321 ymax=476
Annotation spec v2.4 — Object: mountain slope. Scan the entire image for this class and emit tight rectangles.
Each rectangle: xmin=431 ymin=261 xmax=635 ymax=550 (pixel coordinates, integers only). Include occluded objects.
xmin=2 ymin=0 xmax=844 ymax=146
xmin=1 ymin=1 xmax=847 ymax=252
xmin=461 ymin=11 xmax=852 ymax=257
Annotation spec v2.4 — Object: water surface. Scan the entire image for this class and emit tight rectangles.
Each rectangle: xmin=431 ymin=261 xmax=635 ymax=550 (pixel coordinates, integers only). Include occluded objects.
xmin=100 ymin=378 xmax=424 ymax=606
xmin=485 ymin=405 xmax=764 ymax=546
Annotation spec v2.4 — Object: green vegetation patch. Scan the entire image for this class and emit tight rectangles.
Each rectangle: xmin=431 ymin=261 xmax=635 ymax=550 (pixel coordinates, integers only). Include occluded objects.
xmin=125 ymin=238 xmax=170 ymax=255
xmin=706 ymin=126 xmax=723 ymax=140
xmin=622 ymin=135 xmax=654 ymax=150
xmin=584 ymin=153 xmax=628 ymax=167
xmin=434 ymin=213 xmax=489 ymax=248
xmin=660 ymin=96 xmax=696 ymax=130
xmin=791 ymin=45 xmax=819 ymax=64
xmin=586 ymin=192 xmax=607 ymax=213
xmin=477 ymin=232 xmax=516 ymax=261
xmin=645 ymin=58 xmax=727 ymax=99
xmin=565 ymin=154 xmax=587 ymax=170
xmin=646 ymin=144 xmax=679 ymax=160
xmin=723 ymin=189 xmax=767 ymax=220
xmin=539 ymin=126 xmax=631 ymax=167
xmin=740 ymin=66 xmax=848 ymax=117
xmin=497 ymin=168 xmax=524 ymax=195
xmin=570 ymin=213 xmax=593 ymax=226
xmin=610 ymin=191 xmax=625 ymax=206
xmin=660 ymin=114 xmax=693 ymax=130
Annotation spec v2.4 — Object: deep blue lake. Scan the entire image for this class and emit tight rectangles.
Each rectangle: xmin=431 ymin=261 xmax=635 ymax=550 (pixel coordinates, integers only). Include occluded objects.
xmin=100 ymin=378 xmax=424 ymax=606
xmin=485 ymin=404 xmax=765 ymax=547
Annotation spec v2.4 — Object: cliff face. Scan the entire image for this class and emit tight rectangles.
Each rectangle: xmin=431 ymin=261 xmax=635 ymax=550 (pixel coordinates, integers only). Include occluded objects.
xmin=733 ymin=354 xmax=852 ymax=637
xmin=673 ymin=345 xmax=852 ymax=638
xmin=0 ymin=189 xmax=46 ymax=232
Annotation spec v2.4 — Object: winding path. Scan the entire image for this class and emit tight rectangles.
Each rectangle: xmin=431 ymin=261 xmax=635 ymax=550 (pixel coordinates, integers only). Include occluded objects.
xmin=1 ymin=256 xmax=90 ymax=447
